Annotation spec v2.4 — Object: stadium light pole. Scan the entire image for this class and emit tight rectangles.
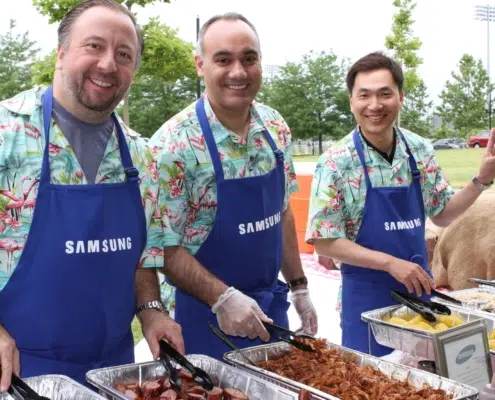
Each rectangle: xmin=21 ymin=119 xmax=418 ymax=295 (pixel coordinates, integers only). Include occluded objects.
xmin=475 ymin=4 xmax=495 ymax=129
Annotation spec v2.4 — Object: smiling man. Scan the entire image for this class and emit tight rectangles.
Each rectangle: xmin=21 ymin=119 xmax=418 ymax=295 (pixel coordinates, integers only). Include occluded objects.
xmin=306 ymin=52 xmax=495 ymax=356
xmin=0 ymin=0 xmax=184 ymax=389
xmin=148 ymin=12 xmax=318 ymax=359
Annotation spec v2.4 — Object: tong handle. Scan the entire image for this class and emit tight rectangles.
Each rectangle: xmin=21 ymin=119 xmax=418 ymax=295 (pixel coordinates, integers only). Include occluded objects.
xmin=208 ymin=322 xmax=238 ymax=352
xmin=391 ymin=290 xmax=437 ymax=322
xmin=261 ymin=321 xmax=315 ymax=340
xmin=208 ymin=322 xmax=260 ymax=367
xmin=159 ymin=340 xmax=196 ymax=375
xmin=468 ymin=278 xmax=495 ymax=288
xmin=10 ymin=374 xmax=40 ymax=400
xmin=431 ymin=289 xmax=462 ymax=305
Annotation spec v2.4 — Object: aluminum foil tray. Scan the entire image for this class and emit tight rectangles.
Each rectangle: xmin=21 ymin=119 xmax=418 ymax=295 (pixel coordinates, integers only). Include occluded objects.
xmin=433 ymin=287 xmax=495 ymax=320
xmin=361 ymin=304 xmax=493 ymax=360
xmin=86 ymin=354 xmax=304 ymax=400
xmin=0 ymin=374 xmax=106 ymax=400
xmin=223 ymin=341 xmax=478 ymax=400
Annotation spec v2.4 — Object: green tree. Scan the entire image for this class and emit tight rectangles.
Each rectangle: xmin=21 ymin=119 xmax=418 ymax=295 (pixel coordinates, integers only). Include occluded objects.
xmin=32 ymin=49 xmax=57 ymax=86
xmin=32 ymin=0 xmax=194 ymax=129
xmin=0 ymin=20 xmax=39 ymax=99
xmin=385 ymin=0 xmax=432 ymax=133
xmin=260 ymin=51 xmax=353 ymax=154
xmin=401 ymin=79 xmax=433 ymax=137
xmin=121 ymin=76 xmax=196 ymax=137
xmin=437 ymin=54 xmax=491 ymax=137
xmin=33 ymin=0 xmax=172 ymax=23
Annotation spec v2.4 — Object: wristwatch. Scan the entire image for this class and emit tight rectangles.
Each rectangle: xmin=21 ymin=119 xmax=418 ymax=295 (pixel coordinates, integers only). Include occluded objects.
xmin=287 ymin=276 xmax=308 ymax=289
xmin=472 ymin=176 xmax=493 ymax=192
xmin=136 ymin=300 xmax=168 ymax=315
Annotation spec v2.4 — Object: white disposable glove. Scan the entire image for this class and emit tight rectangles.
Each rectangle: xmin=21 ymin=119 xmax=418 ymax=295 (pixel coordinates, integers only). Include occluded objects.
xmin=290 ymin=288 xmax=318 ymax=336
xmin=212 ymin=287 xmax=272 ymax=341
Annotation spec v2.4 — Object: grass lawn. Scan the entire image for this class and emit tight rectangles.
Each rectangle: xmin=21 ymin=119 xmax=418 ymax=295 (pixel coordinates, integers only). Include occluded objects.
xmin=132 ymin=317 xmax=143 ymax=344
xmin=294 ymin=148 xmax=485 ymax=189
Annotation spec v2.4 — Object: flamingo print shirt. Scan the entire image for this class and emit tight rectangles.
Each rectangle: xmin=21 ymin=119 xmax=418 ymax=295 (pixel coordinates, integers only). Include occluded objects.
xmin=306 ymin=128 xmax=454 ymax=243
xmin=147 ymin=95 xmax=298 ymax=261
xmin=0 ymin=88 xmax=159 ymax=291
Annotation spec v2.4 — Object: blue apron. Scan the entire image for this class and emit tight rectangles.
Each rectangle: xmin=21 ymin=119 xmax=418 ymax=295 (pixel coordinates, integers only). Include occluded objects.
xmin=340 ymin=128 xmax=430 ymax=357
xmin=0 ymin=86 xmax=146 ymax=384
xmin=173 ymin=98 xmax=290 ymax=360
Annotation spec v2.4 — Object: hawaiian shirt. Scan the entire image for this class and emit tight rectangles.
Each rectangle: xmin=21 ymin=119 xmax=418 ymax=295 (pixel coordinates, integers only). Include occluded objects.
xmin=148 ymin=95 xmax=299 ymax=314
xmin=148 ymin=94 xmax=299 ymax=258
xmin=0 ymin=87 xmax=159 ymax=291
xmin=306 ymin=127 xmax=455 ymax=316
xmin=306 ymin=127 xmax=454 ymax=243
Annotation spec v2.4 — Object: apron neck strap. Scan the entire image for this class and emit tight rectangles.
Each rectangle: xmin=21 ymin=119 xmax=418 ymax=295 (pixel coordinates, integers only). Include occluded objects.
xmin=352 ymin=128 xmax=373 ymax=188
xmin=41 ymin=86 xmax=138 ymax=184
xmin=352 ymin=127 xmax=421 ymax=187
xmin=396 ymin=128 xmax=421 ymax=181
xmin=196 ymin=98 xmax=284 ymax=184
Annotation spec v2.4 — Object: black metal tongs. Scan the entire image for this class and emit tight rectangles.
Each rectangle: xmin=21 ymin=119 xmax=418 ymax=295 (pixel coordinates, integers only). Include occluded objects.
xmin=468 ymin=277 xmax=495 ymax=289
xmin=8 ymin=374 xmax=50 ymax=400
xmin=430 ymin=289 xmax=463 ymax=305
xmin=391 ymin=290 xmax=452 ymax=323
xmin=261 ymin=322 xmax=316 ymax=352
xmin=158 ymin=340 xmax=214 ymax=391
xmin=208 ymin=322 xmax=260 ymax=368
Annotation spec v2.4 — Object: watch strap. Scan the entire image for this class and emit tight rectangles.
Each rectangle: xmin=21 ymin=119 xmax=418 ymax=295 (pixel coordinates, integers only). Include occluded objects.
xmin=472 ymin=176 xmax=493 ymax=191
xmin=136 ymin=300 xmax=168 ymax=315
xmin=287 ymin=276 xmax=308 ymax=289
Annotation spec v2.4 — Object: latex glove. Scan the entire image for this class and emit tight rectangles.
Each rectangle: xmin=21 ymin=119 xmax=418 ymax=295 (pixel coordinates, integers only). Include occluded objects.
xmin=290 ymin=288 xmax=318 ymax=336
xmin=212 ymin=287 xmax=272 ymax=341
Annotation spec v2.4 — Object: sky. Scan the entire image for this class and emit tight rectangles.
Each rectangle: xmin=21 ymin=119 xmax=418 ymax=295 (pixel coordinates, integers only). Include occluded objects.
xmin=1 ymin=0 xmax=494 ymax=105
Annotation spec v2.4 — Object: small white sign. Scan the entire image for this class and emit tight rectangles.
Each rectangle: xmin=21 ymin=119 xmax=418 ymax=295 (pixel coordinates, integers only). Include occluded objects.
xmin=434 ymin=320 xmax=492 ymax=391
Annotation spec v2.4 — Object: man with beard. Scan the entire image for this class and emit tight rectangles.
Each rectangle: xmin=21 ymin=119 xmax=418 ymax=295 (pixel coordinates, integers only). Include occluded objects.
xmin=0 ymin=0 xmax=183 ymax=389
xmin=148 ymin=13 xmax=318 ymax=360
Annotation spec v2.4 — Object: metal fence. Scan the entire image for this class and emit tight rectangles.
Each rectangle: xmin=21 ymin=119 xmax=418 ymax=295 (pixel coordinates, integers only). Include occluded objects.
xmin=292 ymin=139 xmax=335 ymax=156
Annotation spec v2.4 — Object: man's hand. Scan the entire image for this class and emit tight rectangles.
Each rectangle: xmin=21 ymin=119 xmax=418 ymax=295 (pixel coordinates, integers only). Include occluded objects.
xmin=477 ymin=128 xmax=495 ymax=184
xmin=0 ymin=325 xmax=19 ymax=391
xmin=212 ymin=287 xmax=272 ymax=341
xmin=139 ymin=310 xmax=184 ymax=360
xmin=384 ymin=257 xmax=435 ymax=296
xmin=289 ymin=289 xmax=318 ymax=335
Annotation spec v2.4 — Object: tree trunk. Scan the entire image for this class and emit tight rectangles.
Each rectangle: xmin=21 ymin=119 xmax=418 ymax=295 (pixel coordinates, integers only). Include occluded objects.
xmin=318 ymin=130 xmax=323 ymax=155
xmin=124 ymin=92 xmax=130 ymax=127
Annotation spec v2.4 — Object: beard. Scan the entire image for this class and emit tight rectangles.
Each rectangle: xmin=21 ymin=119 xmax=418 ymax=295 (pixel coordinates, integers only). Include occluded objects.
xmin=62 ymin=70 xmax=125 ymax=114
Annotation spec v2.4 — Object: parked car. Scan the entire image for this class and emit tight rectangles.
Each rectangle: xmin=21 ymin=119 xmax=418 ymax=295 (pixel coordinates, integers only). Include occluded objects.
xmin=432 ymin=138 xmax=459 ymax=150
xmin=468 ymin=130 xmax=490 ymax=148
xmin=450 ymin=137 xmax=468 ymax=148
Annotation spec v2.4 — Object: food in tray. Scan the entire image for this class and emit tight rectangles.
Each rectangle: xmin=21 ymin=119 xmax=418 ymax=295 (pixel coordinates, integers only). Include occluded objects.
xmin=383 ymin=312 xmax=465 ymax=332
xmin=489 ymin=329 xmax=495 ymax=351
xmin=114 ymin=368 xmax=248 ymax=400
xmin=451 ymin=291 xmax=495 ymax=313
xmin=258 ymin=339 xmax=453 ymax=400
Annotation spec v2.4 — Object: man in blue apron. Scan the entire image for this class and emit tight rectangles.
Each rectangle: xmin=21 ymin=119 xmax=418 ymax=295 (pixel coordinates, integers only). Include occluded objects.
xmin=0 ymin=0 xmax=183 ymax=390
xmin=149 ymin=13 xmax=318 ymax=360
xmin=306 ymin=52 xmax=495 ymax=356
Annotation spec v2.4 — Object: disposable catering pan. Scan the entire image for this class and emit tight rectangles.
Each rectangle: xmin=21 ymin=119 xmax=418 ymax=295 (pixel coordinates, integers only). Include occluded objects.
xmin=86 ymin=354 xmax=311 ymax=400
xmin=223 ymin=341 xmax=479 ymax=400
xmin=0 ymin=374 xmax=106 ymax=400
xmin=361 ymin=304 xmax=493 ymax=360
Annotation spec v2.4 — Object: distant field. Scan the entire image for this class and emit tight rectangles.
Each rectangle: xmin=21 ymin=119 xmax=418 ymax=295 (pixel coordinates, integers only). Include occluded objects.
xmin=294 ymin=148 xmax=485 ymax=189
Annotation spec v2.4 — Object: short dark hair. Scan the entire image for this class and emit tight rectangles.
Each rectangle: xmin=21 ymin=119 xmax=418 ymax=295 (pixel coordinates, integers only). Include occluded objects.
xmin=197 ymin=12 xmax=260 ymax=57
xmin=346 ymin=51 xmax=404 ymax=93
xmin=57 ymin=0 xmax=144 ymax=68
